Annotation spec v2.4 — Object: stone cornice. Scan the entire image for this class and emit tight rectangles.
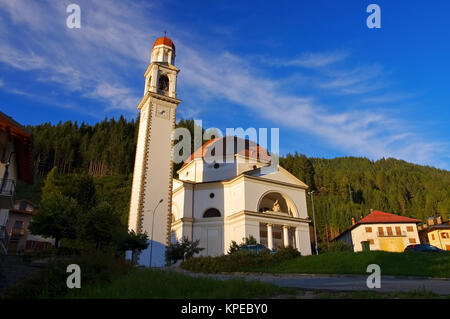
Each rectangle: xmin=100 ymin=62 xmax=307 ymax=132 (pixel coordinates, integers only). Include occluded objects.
xmin=138 ymin=91 xmax=182 ymax=110
xmin=226 ymin=210 xmax=311 ymax=224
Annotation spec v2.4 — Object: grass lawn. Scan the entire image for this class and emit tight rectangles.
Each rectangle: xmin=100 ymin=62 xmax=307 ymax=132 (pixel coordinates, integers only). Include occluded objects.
xmin=251 ymin=251 xmax=450 ymax=278
xmin=66 ymin=269 xmax=296 ymax=299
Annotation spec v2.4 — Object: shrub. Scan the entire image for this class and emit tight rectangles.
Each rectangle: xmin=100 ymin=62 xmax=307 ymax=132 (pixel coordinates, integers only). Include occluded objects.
xmin=227 ymin=235 xmax=259 ymax=255
xmin=1 ymin=251 xmax=132 ymax=299
xmin=326 ymin=241 xmax=353 ymax=252
xmin=181 ymin=245 xmax=301 ymax=273
xmin=273 ymin=246 xmax=301 ymax=260
xmin=165 ymin=237 xmax=204 ymax=265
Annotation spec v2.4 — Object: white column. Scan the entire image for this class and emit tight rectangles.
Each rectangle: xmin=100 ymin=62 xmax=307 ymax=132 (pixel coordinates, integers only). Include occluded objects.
xmin=295 ymin=226 xmax=301 ymax=252
xmin=283 ymin=225 xmax=289 ymax=247
xmin=267 ymin=223 xmax=273 ymax=250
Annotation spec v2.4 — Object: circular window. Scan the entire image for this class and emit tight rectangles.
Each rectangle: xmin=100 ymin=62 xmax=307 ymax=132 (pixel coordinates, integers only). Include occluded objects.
xmin=210 ymin=193 xmax=215 ymax=198
xmin=213 ymin=163 xmax=220 ymax=169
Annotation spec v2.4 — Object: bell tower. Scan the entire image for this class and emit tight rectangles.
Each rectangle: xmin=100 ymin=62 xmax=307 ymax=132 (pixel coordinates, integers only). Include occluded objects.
xmin=128 ymin=36 xmax=181 ymax=267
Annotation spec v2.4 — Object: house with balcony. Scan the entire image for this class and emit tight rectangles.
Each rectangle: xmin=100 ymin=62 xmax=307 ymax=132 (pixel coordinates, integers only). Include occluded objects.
xmin=333 ymin=210 xmax=421 ymax=252
xmin=0 ymin=111 xmax=33 ymax=254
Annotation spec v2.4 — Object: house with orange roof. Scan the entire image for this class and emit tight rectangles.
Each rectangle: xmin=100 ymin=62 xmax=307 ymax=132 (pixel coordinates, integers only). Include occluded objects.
xmin=333 ymin=210 xmax=421 ymax=252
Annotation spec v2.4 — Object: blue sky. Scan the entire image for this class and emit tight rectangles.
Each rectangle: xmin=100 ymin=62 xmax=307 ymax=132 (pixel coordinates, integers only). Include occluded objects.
xmin=0 ymin=0 xmax=449 ymax=169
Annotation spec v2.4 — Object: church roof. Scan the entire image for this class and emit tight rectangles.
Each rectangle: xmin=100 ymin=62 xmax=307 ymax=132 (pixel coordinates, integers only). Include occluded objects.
xmin=182 ymin=136 xmax=271 ymax=168
xmin=153 ymin=36 xmax=175 ymax=52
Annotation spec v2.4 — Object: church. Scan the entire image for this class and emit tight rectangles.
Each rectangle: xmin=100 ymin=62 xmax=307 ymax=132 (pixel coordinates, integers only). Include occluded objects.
xmin=128 ymin=36 xmax=312 ymax=267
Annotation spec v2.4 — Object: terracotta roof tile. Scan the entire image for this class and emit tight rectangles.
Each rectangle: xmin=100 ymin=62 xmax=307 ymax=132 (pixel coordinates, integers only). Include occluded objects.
xmin=358 ymin=210 xmax=421 ymax=224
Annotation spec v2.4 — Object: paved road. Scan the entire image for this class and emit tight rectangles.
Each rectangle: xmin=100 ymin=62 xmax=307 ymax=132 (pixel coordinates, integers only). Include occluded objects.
xmin=169 ymin=268 xmax=450 ymax=295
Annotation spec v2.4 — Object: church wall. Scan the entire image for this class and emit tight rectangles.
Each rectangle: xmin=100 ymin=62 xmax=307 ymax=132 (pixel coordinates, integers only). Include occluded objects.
xmin=193 ymin=184 xmax=225 ymax=219
xmin=202 ymin=161 xmax=236 ymax=183
xmin=224 ymin=214 xmax=246 ymax=254
xmin=223 ymin=180 xmax=246 ymax=218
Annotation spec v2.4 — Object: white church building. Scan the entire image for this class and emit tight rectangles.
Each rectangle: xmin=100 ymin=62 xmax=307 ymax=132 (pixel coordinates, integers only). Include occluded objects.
xmin=171 ymin=136 xmax=313 ymax=256
xmin=128 ymin=35 xmax=312 ymax=267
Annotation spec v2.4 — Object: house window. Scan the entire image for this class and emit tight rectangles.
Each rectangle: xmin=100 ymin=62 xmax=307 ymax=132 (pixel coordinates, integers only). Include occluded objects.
xmin=406 ymin=226 xmax=414 ymax=232
xmin=441 ymin=232 xmax=449 ymax=239
xmin=431 ymin=234 xmax=435 ymax=240
xmin=378 ymin=227 xmax=384 ymax=236
xmin=203 ymin=208 xmax=221 ymax=218
xmin=365 ymin=227 xmax=372 ymax=233
xmin=395 ymin=226 xmax=401 ymax=236
xmin=13 ymin=220 xmax=23 ymax=230
xmin=387 ymin=227 xmax=393 ymax=236
xmin=409 ymin=238 xmax=417 ymax=244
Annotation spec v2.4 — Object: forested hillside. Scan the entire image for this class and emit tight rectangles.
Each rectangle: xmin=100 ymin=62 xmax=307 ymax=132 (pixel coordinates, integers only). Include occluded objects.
xmin=281 ymin=154 xmax=450 ymax=246
xmin=20 ymin=118 xmax=450 ymax=248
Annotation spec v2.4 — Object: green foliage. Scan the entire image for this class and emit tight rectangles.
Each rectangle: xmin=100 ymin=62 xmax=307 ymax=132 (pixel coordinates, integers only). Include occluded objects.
xmin=227 ymin=240 xmax=241 ymax=254
xmin=29 ymin=167 xmax=128 ymax=251
xmin=243 ymin=235 xmax=258 ymax=245
xmin=247 ymin=251 xmax=450 ymax=278
xmin=181 ymin=246 xmax=300 ymax=273
xmin=281 ymin=155 xmax=450 ymax=247
xmin=325 ymin=241 xmax=353 ymax=253
xmin=29 ymin=193 xmax=80 ymax=248
xmin=80 ymin=202 xmax=124 ymax=249
xmin=165 ymin=237 xmax=204 ymax=265
xmin=116 ymin=230 xmax=149 ymax=253
xmin=1 ymin=252 xmax=132 ymax=299
xmin=227 ymin=235 xmax=260 ymax=254
xmin=66 ymin=269 xmax=295 ymax=299
xmin=273 ymin=246 xmax=301 ymax=260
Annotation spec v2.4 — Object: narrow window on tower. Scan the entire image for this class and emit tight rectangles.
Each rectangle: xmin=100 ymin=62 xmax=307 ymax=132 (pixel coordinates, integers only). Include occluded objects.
xmin=158 ymin=74 xmax=169 ymax=95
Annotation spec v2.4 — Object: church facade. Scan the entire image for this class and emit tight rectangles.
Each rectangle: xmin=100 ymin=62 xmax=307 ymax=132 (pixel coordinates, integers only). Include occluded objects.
xmin=171 ymin=137 xmax=313 ymax=256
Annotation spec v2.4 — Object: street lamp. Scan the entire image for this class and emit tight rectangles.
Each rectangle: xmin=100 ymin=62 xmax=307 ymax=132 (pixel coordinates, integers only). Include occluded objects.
xmin=149 ymin=198 xmax=164 ymax=267
xmin=308 ymin=190 xmax=319 ymax=255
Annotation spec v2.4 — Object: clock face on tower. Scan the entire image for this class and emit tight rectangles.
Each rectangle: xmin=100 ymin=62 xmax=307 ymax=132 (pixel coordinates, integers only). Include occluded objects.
xmin=156 ymin=104 xmax=170 ymax=120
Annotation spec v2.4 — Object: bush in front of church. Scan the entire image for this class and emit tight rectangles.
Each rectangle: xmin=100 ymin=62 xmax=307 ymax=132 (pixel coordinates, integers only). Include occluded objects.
xmin=165 ymin=237 xmax=204 ymax=265
xmin=273 ymin=246 xmax=301 ymax=260
xmin=180 ymin=245 xmax=301 ymax=273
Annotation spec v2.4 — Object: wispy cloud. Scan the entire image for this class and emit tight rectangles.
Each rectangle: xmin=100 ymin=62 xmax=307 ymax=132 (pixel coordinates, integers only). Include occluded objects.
xmin=0 ymin=0 xmax=447 ymax=168
xmin=285 ymin=51 xmax=349 ymax=68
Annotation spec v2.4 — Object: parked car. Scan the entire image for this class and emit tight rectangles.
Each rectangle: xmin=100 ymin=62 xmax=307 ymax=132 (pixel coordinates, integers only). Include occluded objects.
xmin=239 ymin=244 xmax=274 ymax=254
xmin=404 ymin=244 xmax=443 ymax=252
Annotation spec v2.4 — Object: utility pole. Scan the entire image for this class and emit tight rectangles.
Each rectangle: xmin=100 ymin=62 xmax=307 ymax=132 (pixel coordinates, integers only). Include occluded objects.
xmin=308 ymin=190 xmax=319 ymax=255
xmin=149 ymin=198 xmax=164 ymax=267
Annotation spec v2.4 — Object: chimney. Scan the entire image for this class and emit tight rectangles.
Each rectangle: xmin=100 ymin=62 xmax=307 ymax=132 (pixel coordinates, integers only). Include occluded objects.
xmin=437 ymin=216 xmax=443 ymax=225
xmin=351 ymin=217 xmax=356 ymax=225
xmin=427 ymin=217 xmax=434 ymax=226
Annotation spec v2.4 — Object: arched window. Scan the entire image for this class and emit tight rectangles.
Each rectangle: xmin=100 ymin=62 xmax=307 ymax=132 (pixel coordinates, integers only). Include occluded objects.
xmin=158 ymin=74 xmax=169 ymax=94
xmin=203 ymin=208 xmax=221 ymax=218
